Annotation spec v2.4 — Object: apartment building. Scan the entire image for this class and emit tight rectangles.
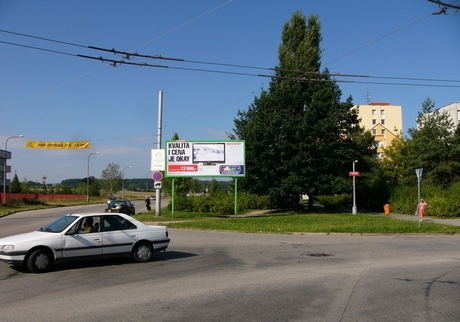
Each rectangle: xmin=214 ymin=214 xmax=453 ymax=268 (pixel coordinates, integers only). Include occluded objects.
xmin=354 ymin=102 xmax=403 ymax=159
xmin=0 ymin=149 xmax=12 ymax=193
xmin=431 ymin=102 xmax=460 ymax=127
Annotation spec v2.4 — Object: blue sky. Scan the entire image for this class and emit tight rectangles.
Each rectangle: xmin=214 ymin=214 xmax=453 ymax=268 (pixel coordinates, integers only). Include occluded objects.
xmin=1 ymin=0 xmax=459 ymax=183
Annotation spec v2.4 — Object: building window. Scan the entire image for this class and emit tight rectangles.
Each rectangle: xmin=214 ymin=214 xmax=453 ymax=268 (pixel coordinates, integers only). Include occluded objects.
xmin=372 ymin=119 xmax=376 ymax=125
xmin=382 ymin=129 xmax=386 ymax=135
xmin=372 ymin=109 xmax=376 ymax=116
xmin=372 ymin=129 xmax=377 ymax=135
xmin=381 ymin=109 xmax=385 ymax=116
xmin=381 ymin=119 xmax=385 ymax=125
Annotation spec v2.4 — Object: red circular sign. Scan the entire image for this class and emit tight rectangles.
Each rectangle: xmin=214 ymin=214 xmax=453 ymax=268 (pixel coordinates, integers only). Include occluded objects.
xmin=152 ymin=171 xmax=163 ymax=181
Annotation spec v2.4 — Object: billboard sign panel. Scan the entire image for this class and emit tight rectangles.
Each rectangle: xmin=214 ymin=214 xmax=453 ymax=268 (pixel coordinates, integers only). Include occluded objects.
xmin=151 ymin=149 xmax=165 ymax=171
xmin=165 ymin=140 xmax=245 ymax=177
xmin=26 ymin=141 xmax=90 ymax=149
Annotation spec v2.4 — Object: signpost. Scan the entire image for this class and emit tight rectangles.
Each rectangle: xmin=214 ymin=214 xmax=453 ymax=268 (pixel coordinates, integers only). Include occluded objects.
xmin=152 ymin=171 xmax=163 ymax=181
xmin=350 ymin=161 xmax=359 ymax=215
xmin=415 ymin=168 xmax=423 ymax=226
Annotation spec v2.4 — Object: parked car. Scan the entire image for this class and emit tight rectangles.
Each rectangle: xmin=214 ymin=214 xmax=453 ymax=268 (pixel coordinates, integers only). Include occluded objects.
xmin=0 ymin=213 xmax=170 ymax=273
xmin=106 ymin=196 xmax=117 ymax=205
xmin=105 ymin=199 xmax=136 ymax=216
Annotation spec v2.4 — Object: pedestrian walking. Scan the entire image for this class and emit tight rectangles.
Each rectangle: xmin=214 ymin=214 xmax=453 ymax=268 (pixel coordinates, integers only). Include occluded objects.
xmin=417 ymin=199 xmax=427 ymax=221
xmin=145 ymin=196 xmax=151 ymax=211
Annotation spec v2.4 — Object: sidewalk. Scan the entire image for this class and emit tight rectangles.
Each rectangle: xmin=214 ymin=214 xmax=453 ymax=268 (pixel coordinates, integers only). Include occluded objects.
xmin=385 ymin=213 xmax=460 ymax=226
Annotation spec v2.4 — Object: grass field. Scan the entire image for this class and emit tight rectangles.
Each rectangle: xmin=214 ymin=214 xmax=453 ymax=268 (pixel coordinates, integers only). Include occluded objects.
xmin=136 ymin=211 xmax=460 ymax=235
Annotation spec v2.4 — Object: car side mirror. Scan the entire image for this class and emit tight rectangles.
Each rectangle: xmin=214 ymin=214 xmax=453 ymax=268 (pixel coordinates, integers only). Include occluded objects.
xmin=66 ymin=228 xmax=76 ymax=236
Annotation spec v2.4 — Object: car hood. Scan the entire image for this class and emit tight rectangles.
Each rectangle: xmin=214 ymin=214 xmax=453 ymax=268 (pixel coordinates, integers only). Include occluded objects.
xmin=0 ymin=231 xmax=59 ymax=245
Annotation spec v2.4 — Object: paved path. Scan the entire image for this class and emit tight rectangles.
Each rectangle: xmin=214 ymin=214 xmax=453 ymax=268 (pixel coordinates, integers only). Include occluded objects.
xmin=373 ymin=212 xmax=460 ymax=226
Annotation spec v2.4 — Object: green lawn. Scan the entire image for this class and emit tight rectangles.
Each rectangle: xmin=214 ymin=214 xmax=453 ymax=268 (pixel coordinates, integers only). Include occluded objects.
xmin=136 ymin=211 xmax=460 ymax=235
xmin=3 ymin=200 xmax=459 ymax=234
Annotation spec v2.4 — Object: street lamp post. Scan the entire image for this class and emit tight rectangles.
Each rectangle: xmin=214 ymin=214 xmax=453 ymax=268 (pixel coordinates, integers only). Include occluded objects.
xmin=122 ymin=166 xmax=132 ymax=199
xmin=146 ymin=170 xmax=153 ymax=192
xmin=86 ymin=152 xmax=99 ymax=202
xmin=3 ymin=135 xmax=24 ymax=204
xmin=352 ymin=160 xmax=358 ymax=215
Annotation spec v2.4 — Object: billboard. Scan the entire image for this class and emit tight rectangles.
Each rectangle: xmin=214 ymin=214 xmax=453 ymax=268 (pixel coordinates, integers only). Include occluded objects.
xmin=165 ymin=140 xmax=245 ymax=177
xmin=26 ymin=141 xmax=90 ymax=149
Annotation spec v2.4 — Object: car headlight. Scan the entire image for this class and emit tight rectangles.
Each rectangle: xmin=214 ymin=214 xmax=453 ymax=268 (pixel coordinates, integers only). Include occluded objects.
xmin=1 ymin=245 xmax=15 ymax=252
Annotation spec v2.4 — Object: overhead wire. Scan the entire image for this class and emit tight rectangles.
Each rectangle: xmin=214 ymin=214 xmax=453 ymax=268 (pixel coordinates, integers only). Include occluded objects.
xmin=2 ymin=35 xmax=460 ymax=89
xmin=0 ymin=0 xmax=234 ymax=110
xmin=1 ymin=5 xmax=459 ymax=90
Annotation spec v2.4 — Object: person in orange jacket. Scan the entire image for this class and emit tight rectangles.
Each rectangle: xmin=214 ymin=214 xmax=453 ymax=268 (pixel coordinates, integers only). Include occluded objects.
xmin=383 ymin=203 xmax=390 ymax=216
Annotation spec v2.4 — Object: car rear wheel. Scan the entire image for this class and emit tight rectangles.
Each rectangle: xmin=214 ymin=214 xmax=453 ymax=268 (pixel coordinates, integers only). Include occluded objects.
xmin=132 ymin=242 xmax=153 ymax=262
xmin=26 ymin=249 xmax=52 ymax=273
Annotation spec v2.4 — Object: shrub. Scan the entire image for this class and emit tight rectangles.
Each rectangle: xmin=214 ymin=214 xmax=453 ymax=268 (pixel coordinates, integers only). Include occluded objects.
xmin=316 ymin=194 xmax=350 ymax=211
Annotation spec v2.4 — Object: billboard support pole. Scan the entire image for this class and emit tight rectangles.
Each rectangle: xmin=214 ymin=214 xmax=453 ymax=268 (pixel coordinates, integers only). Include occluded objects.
xmin=171 ymin=178 xmax=175 ymax=219
xmin=234 ymin=178 xmax=238 ymax=218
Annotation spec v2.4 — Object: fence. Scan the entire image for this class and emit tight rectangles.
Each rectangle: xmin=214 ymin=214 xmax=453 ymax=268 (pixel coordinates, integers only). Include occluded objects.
xmin=1 ymin=193 xmax=85 ymax=202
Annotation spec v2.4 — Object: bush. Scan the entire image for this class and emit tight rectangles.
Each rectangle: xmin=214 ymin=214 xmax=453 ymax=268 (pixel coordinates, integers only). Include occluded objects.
xmin=166 ymin=193 xmax=271 ymax=215
xmin=389 ymin=182 xmax=460 ymax=218
xmin=316 ymin=194 xmax=350 ymax=211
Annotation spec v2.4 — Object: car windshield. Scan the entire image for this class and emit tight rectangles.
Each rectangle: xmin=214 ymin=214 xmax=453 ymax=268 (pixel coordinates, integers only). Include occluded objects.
xmin=109 ymin=201 xmax=125 ymax=207
xmin=39 ymin=215 xmax=79 ymax=233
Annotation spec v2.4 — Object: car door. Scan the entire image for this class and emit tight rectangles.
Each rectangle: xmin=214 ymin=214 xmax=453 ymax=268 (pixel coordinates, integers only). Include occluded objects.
xmin=62 ymin=216 xmax=102 ymax=259
xmin=101 ymin=214 xmax=139 ymax=256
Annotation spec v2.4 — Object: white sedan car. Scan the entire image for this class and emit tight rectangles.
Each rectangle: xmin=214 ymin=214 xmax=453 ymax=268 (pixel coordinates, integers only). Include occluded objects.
xmin=0 ymin=213 xmax=170 ymax=273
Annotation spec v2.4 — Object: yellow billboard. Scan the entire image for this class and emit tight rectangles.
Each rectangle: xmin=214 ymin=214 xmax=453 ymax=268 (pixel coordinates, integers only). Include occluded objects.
xmin=26 ymin=141 xmax=90 ymax=149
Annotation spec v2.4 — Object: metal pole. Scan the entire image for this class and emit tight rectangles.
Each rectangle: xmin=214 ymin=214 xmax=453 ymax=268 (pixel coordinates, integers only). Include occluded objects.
xmin=146 ymin=171 xmax=152 ymax=192
xmin=156 ymin=91 xmax=163 ymax=217
xmin=3 ymin=135 xmax=23 ymax=204
xmin=415 ymin=168 xmax=423 ymax=223
xmin=86 ymin=152 xmax=99 ymax=202
xmin=122 ymin=166 xmax=131 ymax=199
xmin=352 ymin=160 xmax=358 ymax=215
xmin=234 ymin=178 xmax=238 ymax=218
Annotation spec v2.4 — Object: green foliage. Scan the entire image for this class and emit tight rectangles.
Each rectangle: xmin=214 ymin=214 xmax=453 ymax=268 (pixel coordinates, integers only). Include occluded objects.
xmin=383 ymin=97 xmax=460 ymax=187
xmin=89 ymin=180 xmax=101 ymax=197
xmin=21 ymin=177 xmax=29 ymax=193
xmin=100 ymin=162 xmax=121 ymax=195
xmin=9 ymin=173 xmax=21 ymax=193
xmin=167 ymin=193 xmax=270 ymax=215
xmin=73 ymin=183 xmax=87 ymax=195
xmin=57 ymin=183 xmax=73 ymax=194
xmin=389 ymin=182 xmax=460 ymax=218
xmin=232 ymin=12 xmax=375 ymax=212
xmin=316 ymin=194 xmax=350 ymax=211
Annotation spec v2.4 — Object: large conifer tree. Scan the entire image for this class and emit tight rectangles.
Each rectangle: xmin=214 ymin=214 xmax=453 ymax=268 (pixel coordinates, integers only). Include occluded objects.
xmin=232 ymin=12 xmax=374 ymax=210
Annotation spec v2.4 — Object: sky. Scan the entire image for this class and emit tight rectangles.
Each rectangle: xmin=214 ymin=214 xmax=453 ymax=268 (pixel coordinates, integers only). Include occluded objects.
xmin=1 ymin=0 xmax=459 ymax=184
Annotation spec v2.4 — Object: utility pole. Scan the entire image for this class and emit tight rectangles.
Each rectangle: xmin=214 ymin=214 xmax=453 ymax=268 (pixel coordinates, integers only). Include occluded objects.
xmin=156 ymin=91 xmax=163 ymax=217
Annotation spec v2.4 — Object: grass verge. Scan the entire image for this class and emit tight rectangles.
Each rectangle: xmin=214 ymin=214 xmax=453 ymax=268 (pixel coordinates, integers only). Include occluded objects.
xmin=137 ymin=211 xmax=460 ymax=234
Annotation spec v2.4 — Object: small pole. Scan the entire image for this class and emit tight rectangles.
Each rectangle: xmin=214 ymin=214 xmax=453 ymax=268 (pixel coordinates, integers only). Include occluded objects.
xmin=234 ymin=178 xmax=238 ymax=218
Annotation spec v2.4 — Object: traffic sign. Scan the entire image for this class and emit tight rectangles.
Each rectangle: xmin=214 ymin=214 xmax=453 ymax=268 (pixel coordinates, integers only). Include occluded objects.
xmin=349 ymin=171 xmax=360 ymax=177
xmin=152 ymin=171 xmax=163 ymax=181
xmin=154 ymin=181 xmax=162 ymax=189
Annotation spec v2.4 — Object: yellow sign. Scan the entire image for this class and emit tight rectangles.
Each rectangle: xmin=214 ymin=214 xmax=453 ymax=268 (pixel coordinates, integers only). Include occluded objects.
xmin=26 ymin=141 xmax=90 ymax=149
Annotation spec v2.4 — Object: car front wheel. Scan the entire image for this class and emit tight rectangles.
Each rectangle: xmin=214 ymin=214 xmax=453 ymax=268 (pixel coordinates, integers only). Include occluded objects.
xmin=132 ymin=242 xmax=153 ymax=262
xmin=26 ymin=249 xmax=52 ymax=273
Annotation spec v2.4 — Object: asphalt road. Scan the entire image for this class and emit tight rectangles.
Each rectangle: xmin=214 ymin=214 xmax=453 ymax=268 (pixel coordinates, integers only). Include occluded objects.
xmin=0 ymin=209 xmax=459 ymax=321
